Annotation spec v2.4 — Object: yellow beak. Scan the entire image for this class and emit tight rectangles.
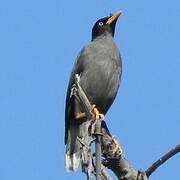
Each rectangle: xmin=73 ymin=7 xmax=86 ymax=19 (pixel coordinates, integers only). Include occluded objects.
xmin=106 ymin=11 xmax=122 ymax=25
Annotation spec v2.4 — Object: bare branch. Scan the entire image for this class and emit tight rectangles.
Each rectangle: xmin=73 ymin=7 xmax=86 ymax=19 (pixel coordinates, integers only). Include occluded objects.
xmin=95 ymin=119 xmax=102 ymax=180
xmin=74 ymin=74 xmax=104 ymax=180
xmin=145 ymin=144 xmax=180 ymax=177
xmin=74 ymin=74 xmax=93 ymax=119
xmin=101 ymin=124 xmax=148 ymax=180
xmin=73 ymin=74 xmax=180 ymax=180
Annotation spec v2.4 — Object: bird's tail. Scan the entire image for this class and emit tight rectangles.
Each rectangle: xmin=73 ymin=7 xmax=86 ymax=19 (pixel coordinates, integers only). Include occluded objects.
xmin=65 ymin=151 xmax=80 ymax=171
xmin=65 ymin=120 xmax=93 ymax=172
xmin=65 ymin=128 xmax=81 ymax=171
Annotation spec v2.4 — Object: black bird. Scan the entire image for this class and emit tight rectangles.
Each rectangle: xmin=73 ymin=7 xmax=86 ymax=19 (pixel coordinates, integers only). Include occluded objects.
xmin=65 ymin=11 xmax=122 ymax=171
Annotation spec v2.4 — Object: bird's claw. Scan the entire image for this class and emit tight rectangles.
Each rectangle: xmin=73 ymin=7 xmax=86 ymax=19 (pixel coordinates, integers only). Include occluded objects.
xmin=112 ymin=138 xmax=122 ymax=155
xmin=76 ymin=105 xmax=104 ymax=121
xmin=91 ymin=105 xmax=104 ymax=120
xmin=113 ymin=143 xmax=121 ymax=154
xmin=76 ymin=112 xmax=86 ymax=119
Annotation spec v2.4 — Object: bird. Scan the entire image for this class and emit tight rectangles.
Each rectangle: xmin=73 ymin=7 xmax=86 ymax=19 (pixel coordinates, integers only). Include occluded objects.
xmin=65 ymin=11 xmax=122 ymax=171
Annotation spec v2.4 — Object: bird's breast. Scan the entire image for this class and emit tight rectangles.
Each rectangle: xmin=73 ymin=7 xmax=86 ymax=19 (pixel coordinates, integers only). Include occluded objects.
xmin=79 ymin=42 xmax=121 ymax=113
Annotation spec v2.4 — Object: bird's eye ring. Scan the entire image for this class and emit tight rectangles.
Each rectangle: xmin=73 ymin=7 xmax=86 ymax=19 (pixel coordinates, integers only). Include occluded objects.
xmin=98 ymin=22 xmax=104 ymax=26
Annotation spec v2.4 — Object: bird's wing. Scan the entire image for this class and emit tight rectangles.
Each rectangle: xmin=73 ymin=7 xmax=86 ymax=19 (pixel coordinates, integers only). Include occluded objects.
xmin=64 ymin=47 xmax=89 ymax=144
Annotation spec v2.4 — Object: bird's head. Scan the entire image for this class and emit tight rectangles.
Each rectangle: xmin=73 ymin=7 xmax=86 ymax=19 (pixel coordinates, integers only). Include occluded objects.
xmin=91 ymin=11 xmax=121 ymax=41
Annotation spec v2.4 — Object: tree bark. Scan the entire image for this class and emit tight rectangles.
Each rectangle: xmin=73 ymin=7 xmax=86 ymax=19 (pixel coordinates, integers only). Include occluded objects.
xmin=73 ymin=74 xmax=180 ymax=180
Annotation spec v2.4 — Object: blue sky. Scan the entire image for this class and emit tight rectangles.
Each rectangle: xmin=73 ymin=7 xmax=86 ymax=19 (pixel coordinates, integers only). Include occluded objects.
xmin=0 ymin=0 xmax=179 ymax=179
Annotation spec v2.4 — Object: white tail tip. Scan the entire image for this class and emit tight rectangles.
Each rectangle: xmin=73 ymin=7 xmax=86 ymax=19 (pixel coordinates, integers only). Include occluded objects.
xmin=65 ymin=153 xmax=80 ymax=172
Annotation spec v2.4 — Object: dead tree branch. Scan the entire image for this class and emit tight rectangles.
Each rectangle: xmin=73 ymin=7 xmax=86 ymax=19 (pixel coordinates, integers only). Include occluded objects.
xmin=95 ymin=119 xmax=102 ymax=180
xmin=101 ymin=124 xmax=147 ymax=180
xmin=73 ymin=74 xmax=180 ymax=180
xmin=145 ymin=144 xmax=180 ymax=177
xmin=74 ymin=74 xmax=104 ymax=180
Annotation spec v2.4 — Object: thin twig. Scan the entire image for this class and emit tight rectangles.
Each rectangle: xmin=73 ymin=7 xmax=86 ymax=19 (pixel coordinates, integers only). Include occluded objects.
xmin=145 ymin=144 xmax=180 ymax=177
xmin=74 ymin=74 xmax=103 ymax=179
xmin=74 ymin=74 xmax=93 ymax=119
xmin=95 ymin=119 xmax=102 ymax=180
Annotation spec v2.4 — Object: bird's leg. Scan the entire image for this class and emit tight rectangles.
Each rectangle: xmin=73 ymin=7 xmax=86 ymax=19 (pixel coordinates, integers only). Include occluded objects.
xmin=76 ymin=112 xmax=86 ymax=119
xmin=91 ymin=105 xmax=104 ymax=120
xmin=76 ymin=105 xmax=104 ymax=121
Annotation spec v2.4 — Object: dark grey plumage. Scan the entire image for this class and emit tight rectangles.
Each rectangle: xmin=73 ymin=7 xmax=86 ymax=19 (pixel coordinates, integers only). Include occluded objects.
xmin=65 ymin=12 xmax=122 ymax=171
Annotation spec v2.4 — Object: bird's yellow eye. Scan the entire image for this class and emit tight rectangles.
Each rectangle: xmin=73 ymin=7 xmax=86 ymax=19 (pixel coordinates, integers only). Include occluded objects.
xmin=98 ymin=22 xmax=104 ymax=26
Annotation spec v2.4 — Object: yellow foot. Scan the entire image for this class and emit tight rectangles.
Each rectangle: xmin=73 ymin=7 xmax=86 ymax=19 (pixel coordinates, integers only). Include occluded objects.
xmin=113 ymin=143 xmax=121 ymax=153
xmin=76 ymin=112 xmax=86 ymax=119
xmin=91 ymin=104 xmax=104 ymax=120
xmin=112 ymin=139 xmax=122 ymax=154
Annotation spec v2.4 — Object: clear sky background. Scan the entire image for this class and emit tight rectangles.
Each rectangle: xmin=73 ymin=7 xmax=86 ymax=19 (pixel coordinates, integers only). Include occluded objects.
xmin=0 ymin=0 xmax=179 ymax=180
